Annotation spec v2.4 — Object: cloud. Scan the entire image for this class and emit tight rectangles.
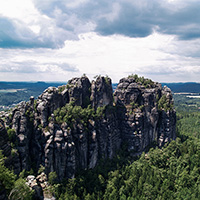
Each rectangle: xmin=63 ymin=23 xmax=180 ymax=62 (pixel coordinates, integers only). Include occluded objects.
xmin=0 ymin=17 xmax=38 ymax=48
xmin=0 ymin=60 xmax=78 ymax=73
xmin=0 ymin=61 xmax=38 ymax=73
xmin=1 ymin=0 xmax=200 ymax=49
xmin=0 ymin=12 xmax=81 ymax=49
xmin=32 ymin=0 xmax=200 ymax=42
xmin=0 ymin=16 xmax=64 ymax=48
xmin=95 ymin=0 xmax=200 ymax=40
xmin=58 ymin=63 xmax=79 ymax=72
xmin=0 ymin=31 xmax=200 ymax=83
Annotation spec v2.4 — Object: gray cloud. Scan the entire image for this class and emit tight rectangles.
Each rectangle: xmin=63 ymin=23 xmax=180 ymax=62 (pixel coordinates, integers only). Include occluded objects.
xmin=95 ymin=0 xmax=200 ymax=40
xmin=0 ymin=17 xmax=39 ymax=48
xmin=0 ymin=16 xmax=61 ymax=49
xmin=0 ymin=15 xmax=77 ymax=49
xmin=33 ymin=0 xmax=200 ymax=40
xmin=2 ymin=0 xmax=200 ymax=49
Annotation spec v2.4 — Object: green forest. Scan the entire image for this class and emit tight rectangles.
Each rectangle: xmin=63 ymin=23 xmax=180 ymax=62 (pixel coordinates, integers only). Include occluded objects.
xmin=1 ymin=94 xmax=200 ymax=199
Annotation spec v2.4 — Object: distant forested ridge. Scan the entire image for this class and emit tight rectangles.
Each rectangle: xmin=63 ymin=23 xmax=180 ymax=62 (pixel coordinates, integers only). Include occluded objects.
xmin=0 ymin=81 xmax=66 ymax=90
xmin=162 ymin=82 xmax=200 ymax=93
xmin=0 ymin=82 xmax=65 ymax=108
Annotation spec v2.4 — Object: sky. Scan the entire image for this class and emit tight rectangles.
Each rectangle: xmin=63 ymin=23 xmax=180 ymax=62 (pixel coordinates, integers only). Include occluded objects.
xmin=0 ymin=0 xmax=200 ymax=83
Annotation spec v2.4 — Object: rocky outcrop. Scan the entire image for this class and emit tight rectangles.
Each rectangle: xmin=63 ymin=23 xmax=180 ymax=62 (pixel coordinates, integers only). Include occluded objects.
xmin=0 ymin=75 xmax=176 ymax=180
xmin=67 ymin=76 xmax=91 ymax=107
xmin=91 ymin=76 xmax=113 ymax=109
xmin=114 ymin=76 xmax=176 ymax=153
xmin=26 ymin=173 xmax=56 ymax=200
xmin=157 ymin=86 xmax=176 ymax=146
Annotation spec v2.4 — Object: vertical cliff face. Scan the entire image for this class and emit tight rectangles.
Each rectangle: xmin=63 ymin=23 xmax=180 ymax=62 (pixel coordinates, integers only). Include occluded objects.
xmin=90 ymin=76 xmax=113 ymax=109
xmin=0 ymin=75 xmax=176 ymax=180
xmin=157 ymin=86 xmax=176 ymax=146
xmin=0 ymin=119 xmax=11 ymax=157
xmin=114 ymin=76 xmax=176 ymax=153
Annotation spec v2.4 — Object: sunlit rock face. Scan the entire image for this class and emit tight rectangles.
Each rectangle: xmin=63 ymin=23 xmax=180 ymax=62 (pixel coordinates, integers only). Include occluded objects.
xmin=0 ymin=75 xmax=176 ymax=180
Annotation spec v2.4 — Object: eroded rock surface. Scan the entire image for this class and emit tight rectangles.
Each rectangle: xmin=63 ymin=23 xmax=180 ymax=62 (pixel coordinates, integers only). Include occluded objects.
xmin=114 ymin=76 xmax=176 ymax=153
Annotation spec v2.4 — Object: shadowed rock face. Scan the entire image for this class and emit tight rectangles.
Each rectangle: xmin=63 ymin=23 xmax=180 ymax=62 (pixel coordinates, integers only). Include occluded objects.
xmin=0 ymin=119 xmax=11 ymax=157
xmin=114 ymin=77 xmax=176 ymax=152
xmin=91 ymin=76 xmax=113 ymax=109
xmin=0 ymin=75 xmax=176 ymax=180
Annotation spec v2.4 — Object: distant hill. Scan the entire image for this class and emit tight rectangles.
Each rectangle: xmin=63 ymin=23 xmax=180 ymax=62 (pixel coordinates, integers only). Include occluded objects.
xmin=161 ymin=82 xmax=200 ymax=93
xmin=113 ymin=82 xmax=200 ymax=93
xmin=0 ymin=82 xmax=66 ymax=108
xmin=0 ymin=81 xmax=66 ymax=91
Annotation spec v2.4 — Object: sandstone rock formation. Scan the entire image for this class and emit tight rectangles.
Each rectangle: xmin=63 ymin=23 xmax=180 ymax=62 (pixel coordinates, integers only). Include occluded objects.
xmin=0 ymin=75 xmax=176 ymax=180
xmin=114 ymin=76 xmax=176 ymax=153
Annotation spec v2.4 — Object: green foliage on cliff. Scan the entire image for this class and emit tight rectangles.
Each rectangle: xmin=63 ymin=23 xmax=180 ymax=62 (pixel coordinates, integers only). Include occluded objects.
xmin=53 ymin=102 xmax=95 ymax=127
xmin=158 ymin=95 xmax=174 ymax=111
xmin=104 ymin=75 xmax=110 ymax=85
xmin=52 ymin=102 xmax=106 ymax=127
xmin=128 ymin=74 xmax=154 ymax=88
xmin=0 ymin=152 xmax=34 ymax=199
xmin=96 ymin=106 xmax=106 ymax=118
xmin=130 ymin=101 xmax=138 ymax=109
xmin=48 ymin=171 xmax=58 ymax=185
xmin=8 ymin=178 xmax=34 ymax=200
xmin=7 ymin=128 xmax=16 ymax=142
xmin=25 ymin=107 xmax=34 ymax=122
xmin=0 ymin=151 xmax=16 ymax=194
xmin=58 ymin=85 xmax=66 ymax=93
